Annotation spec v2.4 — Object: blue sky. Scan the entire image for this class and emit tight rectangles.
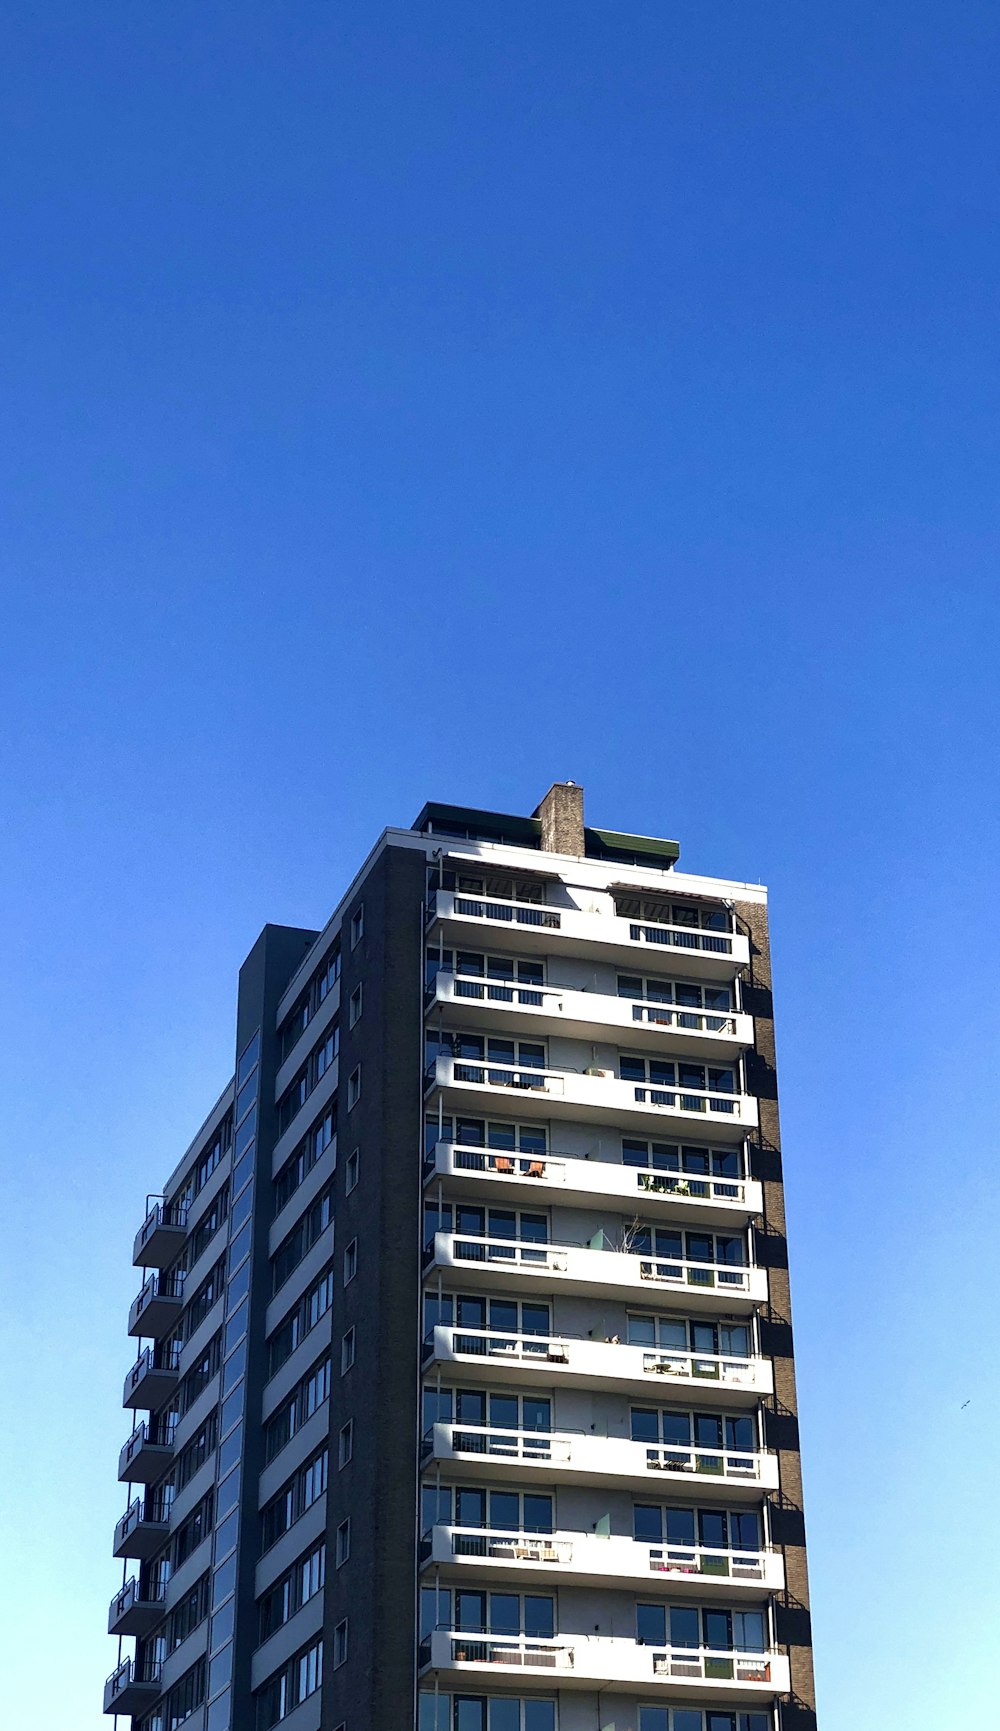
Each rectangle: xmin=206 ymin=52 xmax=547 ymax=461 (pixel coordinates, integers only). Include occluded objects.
xmin=1 ymin=4 xmax=998 ymax=1726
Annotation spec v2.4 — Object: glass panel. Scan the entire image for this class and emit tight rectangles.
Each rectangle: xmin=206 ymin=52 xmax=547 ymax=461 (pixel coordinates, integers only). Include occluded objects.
xmin=214 ymin=1508 xmax=238 ymax=1561
xmin=210 ymin=1599 xmax=235 ymax=1651
xmin=231 ymin=1149 xmax=254 ymax=1199
xmin=522 ymin=1706 xmax=555 ymax=1731
xmin=633 ymin=1504 xmax=662 ymax=1541
xmin=206 ymin=1690 xmax=232 ymax=1731
xmin=522 ymin=1494 xmax=553 ymax=1533
xmin=237 ymin=1032 xmax=260 ymax=1088
xmin=488 ymin=1592 xmax=520 ymax=1635
xmin=226 ymin=1259 xmax=251 ymax=1312
xmin=669 ymin=1606 xmax=701 ymax=1648
xmin=208 ymin=1643 xmax=233 ymax=1694
xmin=218 ymin=1427 xmax=242 ymax=1480
xmin=235 ymin=1075 xmax=256 ymax=1127
xmin=222 ymin=1340 xmax=247 ymax=1395
xmin=224 ymin=1300 xmax=248 ymax=1355
xmin=636 ymin=1603 xmax=666 ymax=1646
xmin=665 ymin=1507 xmax=696 ymax=1545
xmin=488 ymin=1491 xmax=519 ymax=1530
xmin=228 ymin=1220 xmax=252 ymax=1273
xmin=230 ymin=1182 xmax=253 ymax=1235
xmin=523 ymin=1594 xmax=554 ymax=1638
xmin=234 ymin=1109 xmax=256 ymax=1159
xmin=212 ymin=1554 xmax=237 ymax=1607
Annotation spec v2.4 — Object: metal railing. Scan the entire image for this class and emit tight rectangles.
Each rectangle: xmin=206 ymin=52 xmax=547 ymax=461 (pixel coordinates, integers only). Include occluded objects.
xmin=110 ymin=1575 xmax=165 ymax=1621
xmin=431 ymin=1230 xmax=751 ymax=1294
xmin=427 ymin=1325 xmax=760 ymax=1389
xmin=633 ymin=1084 xmax=739 ymax=1116
xmin=443 ymin=1527 xmax=573 ymax=1565
xmin=425 ymin=1422 xmax=767 ymax=1484
xmin=428 ymin=1141 xmax=751 ymax=1207
xmin=629 ymin=923 xmax=733 ymax=955
xmin=631 ymin=1003 xmax=738 ymax=1034
xmin=441 ymin=1632 xmax=573 ymax=1669
xmin=136 ymin=1198 xmax=189 ymax=1251
xmin=426 ymin=888 xmax=561 ymax=929
xmin=120 ymin=1419 xmax=177 ymax=1467
xmin=651 ymin=1647 xmax=772 ymax=1683
xmin=125 ymin=1341 xmax=182 ymax=1394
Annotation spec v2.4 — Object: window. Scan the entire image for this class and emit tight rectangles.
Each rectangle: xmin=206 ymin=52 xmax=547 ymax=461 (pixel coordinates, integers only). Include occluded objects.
xmin=255 ymin=1637 xmax=323 ymax=1728
xmin=621 ymin=1224 xmax=746 ymax=1284
xmin=422 ymin=1201 xmax=548 ymax=1254
xmin=345 ymin=1148 xmax=359 ymax=1192
xmin=336 ymin=1518 xmax=350 ymax=1566
xmin=270 ymin=1187 xmax=334 ymax=1294
xmin=427 ymin=1031 xmax=546 ymax=1087
xmin=166 ymin=1573 xmax=210 ymax=1652
xmin=628 ymin=1406 xmax=757 ymax=1470
xmin=417 ymin=1693 xmax=556 ymax=1730
xmin=171 ymin=1114 xmax=234 ymax=1215
xmin=278 ymin=943 xmax=341 ymax=1063
xmin=626 ymin=1312 xmax=751 ymax=1362
xmin=343 ymin=1238 xmax=357 ymax=1283
xmin=257 ymin=1542 xmax=326 ymax=1642
xmin=622 ymin=1137 xmax=742 ymax=1183
xmin=422 ymin=1483 xmax=553 ymax=1536
xmin=267 ymin=1266 xmax=334 ymax=1377
xmin=333 ymin=1619 xmax=348 ymax=1667
xmin=341 ymin=1327 xmax=356 ymax=1372
xmin=619 ymin=1052 xmax=736 ymax=1107
xmin=277 ymin=1024 xmax=340 ymax=1135
xmin=338 ymin=1419 xmax=353 ymax=1467
xmin=158 ymin=1656 xmax=206 ymax=1729
xmin=347 ymin=1065 xmax=362 ymax=1110
xmin=273 ymin=1107 xmax=337 ymax=1216
xmin=350 ymin=905 xmax=364 ymax=947
xmin=633 ymin=1503 xmax=761 ymax=1556
xmin=613 ymin=892 xmax=732 ymax=934
xmin=259 ymin=1448 xmax=329 ymax=1555
xmin=264 ymin=1354 xmax=332 ymax=1463
xmin=349 ymin=983 xmax=363 ymax=1026
xmin=636 ymin=1604 xmax=766 ymax=1653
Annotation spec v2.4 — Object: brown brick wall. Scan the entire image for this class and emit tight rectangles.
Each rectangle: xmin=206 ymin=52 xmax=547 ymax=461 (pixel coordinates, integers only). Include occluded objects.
xmin=735 ymin=898 xmax=818 ymax=1731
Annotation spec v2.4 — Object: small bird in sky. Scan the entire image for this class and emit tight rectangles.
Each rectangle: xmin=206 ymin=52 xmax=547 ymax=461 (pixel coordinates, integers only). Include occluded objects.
xmin=961 ymin=1400 xmax=971 ymax=1409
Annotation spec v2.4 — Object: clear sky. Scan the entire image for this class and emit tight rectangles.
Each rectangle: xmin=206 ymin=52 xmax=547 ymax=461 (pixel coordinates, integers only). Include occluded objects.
xmin=0 ymin=4 xmax=997 ymax=1727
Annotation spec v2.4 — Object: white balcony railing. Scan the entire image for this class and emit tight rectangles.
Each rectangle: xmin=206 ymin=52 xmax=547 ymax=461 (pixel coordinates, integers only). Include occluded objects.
xmin=425 ymin=1141 xmax=762 ymax=1222
xmin=423 ymin=1523 xmax=784 ymax=1593
xmin=425 ymin=1232 xmax=766 ymax=1309
xmin=427 ymin=972 xmax=753 ymax=1053
xmin=425 ymin=1325 xmax=772 ymax=1400
xmin=426 ymin=890 xmax=751 ymax=975
xmin=423 ymin=1422 xmax=779 ymax=1494
xmin=421 ymin=1628 xmax=789 ymax=1694
xmin=425 ymin=1054 xmax=758 ymax=1132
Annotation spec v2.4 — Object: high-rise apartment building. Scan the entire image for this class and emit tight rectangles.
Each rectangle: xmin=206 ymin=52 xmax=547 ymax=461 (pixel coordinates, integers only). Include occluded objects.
xmin=105 ymin=782 xmax=817 ymax=1731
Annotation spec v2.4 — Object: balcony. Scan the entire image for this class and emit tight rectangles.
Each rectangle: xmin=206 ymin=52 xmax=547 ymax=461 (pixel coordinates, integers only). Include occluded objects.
xmin=133 ymin=1199 xmax=189 ymax=1269
xmin=104 ymin=1656 xmax=162 ymax=1716
xmin=426 ymin=889 xmax=750 ymax=980
xmin=113 ymin=1495 xmax=171 ymax=1560
xmin=427 ymin=971 xmax=753 ymax=1059
xmin=118 ymin=1419 xmax=176 ymax=1484
xmin=419 ymin=1628 xmax=789 ymax=1700
xmin=423 ymin=1422 xmax=779 ymax=1499
xmin=424 ymin=1141 xmax=762 ymax=1229
xmin=108 ymin=1575 xmax=166 ymax=1637
xmin=421 ymin=1524 xmax=784 ymax=1597
xmin=425 ymin=1054 xmax=758 ymax=1135
xmin=128 ymin=1271 xmax=186 ymax=1339
xmin=423 ymin=1325 xmax=772 ymax=1404
xmin=424 ymin=1233 xmax=767 ymax=1314
xmin=123 ymin=1344 xmax=181 ymax=1411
